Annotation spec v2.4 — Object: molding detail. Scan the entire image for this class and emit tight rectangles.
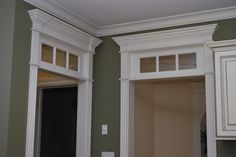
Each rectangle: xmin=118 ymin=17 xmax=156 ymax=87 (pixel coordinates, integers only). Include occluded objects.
xmin=23 ymin=1 xmax=236 ymax=37
xmin=98 ymin=6 xmax=236 ymax=36
xmin=29 ymin=9 xmax=102 ymax=53
xmin=25 ymin=9 xmax=101 ymax=157
xmin=113 ymin=24 xmax=217 ymax=53
xmin=115 ymin=24 xmax=217 ymax=157
xmin=119 ymin=78 xmax=130 ymax=81
xmin=208 ymin=40 xmax=236 ymax=138
xmin=208 ymin=39 xmax=236 ymax=49
xmin=24 ymin=0 xmax=99 ymax=35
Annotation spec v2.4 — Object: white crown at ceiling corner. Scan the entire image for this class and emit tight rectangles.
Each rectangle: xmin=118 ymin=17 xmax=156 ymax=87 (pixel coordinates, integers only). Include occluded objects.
xmin=24 ymin=0 xmax=236 ymax=37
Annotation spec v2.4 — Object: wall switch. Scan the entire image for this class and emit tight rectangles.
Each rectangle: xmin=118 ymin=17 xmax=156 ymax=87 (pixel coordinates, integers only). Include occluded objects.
xmin=101 ymin=151 xmax=114 ymax=157
xmin=102 ymin=124 xmax=108 ymax=135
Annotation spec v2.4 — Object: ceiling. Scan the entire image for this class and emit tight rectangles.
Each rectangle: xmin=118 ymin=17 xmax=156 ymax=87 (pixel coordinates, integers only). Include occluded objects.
xmin=52 ymin=0 xmax=236 ymax=26
xmin=25 ymin=0 xmax=236 ymax=36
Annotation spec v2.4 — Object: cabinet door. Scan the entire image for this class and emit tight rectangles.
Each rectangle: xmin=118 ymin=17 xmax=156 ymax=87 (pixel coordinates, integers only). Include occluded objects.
xmin=215 ymin=50 xmax=236 ymax=137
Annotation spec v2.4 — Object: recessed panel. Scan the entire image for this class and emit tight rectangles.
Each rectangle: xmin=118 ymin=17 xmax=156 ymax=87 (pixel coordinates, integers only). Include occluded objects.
xmin=69 ymin=54 xmax=78 ymax=71
xmin=179 ymin=53 xmax=196 ymax=70
xmin=41 ymin=44 xmax=53 ymax=64
xmin=159 ymin=55 xmax=176 ymax=71
xmin=56 ymin=49 xmax=67 ymax=68
xmin=140 ymin=57 xmax=156 ymax=73
xmin=226 ymin=60 xmax=236 ymax=125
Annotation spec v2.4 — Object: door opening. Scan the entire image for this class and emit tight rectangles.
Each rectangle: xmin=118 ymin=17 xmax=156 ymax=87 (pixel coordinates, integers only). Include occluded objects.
xmin=134 ymin=77 xmax=206 ymax=157
xmin=35 ymin=70 xmax=78 ymax=157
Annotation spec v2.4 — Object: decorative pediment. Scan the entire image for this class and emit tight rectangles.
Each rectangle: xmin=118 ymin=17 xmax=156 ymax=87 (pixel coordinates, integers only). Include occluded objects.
xmin=113 ymin=24 xmax=217 ymax=80
xmin=29 ymin=9 xmax=102 ymax=53
xmin=113 ymin=24 xmax=217 ymax=53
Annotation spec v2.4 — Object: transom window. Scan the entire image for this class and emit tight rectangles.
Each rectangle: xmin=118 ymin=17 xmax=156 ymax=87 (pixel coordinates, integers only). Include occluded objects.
xmin=41 ymin=43 xmax=80 ymax=72
xmin=129 ymin=46 xmax=203 ymax=80
xmin=140 ymin=52 xmax=197 ymax=73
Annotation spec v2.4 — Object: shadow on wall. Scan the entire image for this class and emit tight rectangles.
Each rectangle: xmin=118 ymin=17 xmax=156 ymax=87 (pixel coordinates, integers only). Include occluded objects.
xmin=201 ymin=114 xmax=207 ymax=157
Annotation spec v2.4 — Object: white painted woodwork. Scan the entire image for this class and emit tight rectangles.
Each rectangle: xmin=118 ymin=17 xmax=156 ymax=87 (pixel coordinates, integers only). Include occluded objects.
xmin=113 ymin=24 xmax=216 ymax=80
xmin=97 ymin=6 xmax=236 ymax=36
xmin=25 ymin=9 xmax=102 ymax=157
xmin=113 ymin=24 xmax=217 ymax=157
xmin=25 ymin=30 xmax=40 ymax=157
xmin=208 ymin=40 xmax=236 ymax=138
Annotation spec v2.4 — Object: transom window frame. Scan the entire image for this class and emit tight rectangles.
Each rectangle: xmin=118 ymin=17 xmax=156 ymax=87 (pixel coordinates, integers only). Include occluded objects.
xmin=113 ymin=24 xmax=217 ymax=157
xmin=39 ymin=34 xmax=84 ymax=79
xmin=130 ymin=45 xmax=204 ymax=80
xmin=25 ymin=9 xmax=102 ymax=157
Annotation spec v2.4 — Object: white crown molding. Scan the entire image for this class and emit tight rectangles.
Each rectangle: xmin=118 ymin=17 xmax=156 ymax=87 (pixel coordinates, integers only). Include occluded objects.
xmin=207 ymin=39 xmax=236 ymax=48
xmin=207 ymin=39 xmax=236 ymax=53
xmin=24 ymin=0 xmax=99 ymax=35
xmin=113 ymin=24 xmax=217 ymax=53
xmin=98 ymin=6 xmax=236 ymax=37
xmin=24 ymin=0 xmax=236 ymax=37
xmin=29 ymin=9 xmax=102 ymax=53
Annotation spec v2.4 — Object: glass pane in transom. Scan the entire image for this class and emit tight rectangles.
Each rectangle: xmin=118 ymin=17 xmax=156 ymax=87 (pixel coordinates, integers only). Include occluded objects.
xmin=41 ymin=44 xmax=53 ymax=64
xmin=159 ymin=55 xmax=176 ymax=71
xmin=140 ymin=57 xmax=156 ymax=73
xmin=179 ymin=53 xmax=197 ymax=70
xmin=56 ymin=48 xmax=67 ymax=68
xmin=69 ymin=54 xmax=78 ymax=71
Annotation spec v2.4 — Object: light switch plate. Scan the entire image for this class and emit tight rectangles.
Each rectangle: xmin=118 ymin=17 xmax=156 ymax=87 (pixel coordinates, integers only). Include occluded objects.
xmin=102 ymin=124 xmax=108 ymax=135
xmin=101 ymin=151 xmax=114 ymax=157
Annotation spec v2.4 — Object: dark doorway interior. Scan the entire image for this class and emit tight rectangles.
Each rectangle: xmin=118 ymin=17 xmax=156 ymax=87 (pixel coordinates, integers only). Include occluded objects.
xmin=40 ymin=87 xmax=78 ymax=157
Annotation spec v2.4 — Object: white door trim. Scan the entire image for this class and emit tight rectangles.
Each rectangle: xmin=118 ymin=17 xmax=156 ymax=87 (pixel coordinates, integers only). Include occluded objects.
xmin=113 ymin=24 xmax=217 ymax=157
xmin=25 ymin=9 xmax=102 ymax=157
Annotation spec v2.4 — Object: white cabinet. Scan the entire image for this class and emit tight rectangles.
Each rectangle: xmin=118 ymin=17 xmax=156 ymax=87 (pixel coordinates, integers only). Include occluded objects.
xmin=209 ymin=40 xmax=236 ymax=138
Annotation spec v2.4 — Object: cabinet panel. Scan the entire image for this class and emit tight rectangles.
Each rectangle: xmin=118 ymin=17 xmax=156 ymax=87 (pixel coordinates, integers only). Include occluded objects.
xmin=227 ymin=61 xmax=236 ymax=125
xmin=215 ymin=50 xmax=236 ymax=137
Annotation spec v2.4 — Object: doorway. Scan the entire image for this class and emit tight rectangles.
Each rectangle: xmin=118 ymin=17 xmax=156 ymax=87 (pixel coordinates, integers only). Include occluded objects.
xmin=39 ymin=87 xmax=77 ymax=157
xmin=35 ymin=70 xmax=78 ymax=157
xmin=134 ymin=77 xmax=206 ymax=157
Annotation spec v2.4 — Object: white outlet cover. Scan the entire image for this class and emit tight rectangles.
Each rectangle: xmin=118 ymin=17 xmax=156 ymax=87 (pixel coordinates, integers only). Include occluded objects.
xmin=102 ymin=124 xmax=108 ymax=135
xmin=101 ymin=151 xmax=114 ymax=157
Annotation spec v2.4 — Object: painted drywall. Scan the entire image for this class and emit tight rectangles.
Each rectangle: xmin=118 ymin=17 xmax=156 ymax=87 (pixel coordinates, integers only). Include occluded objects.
xmin=94 ymin=18 xmax=236 ymax=157
xmin=0 ymin=1 xmax=16 ymax=157
xmin=92 ymin=37 xmax=121 ymax=157
xmin=153 ymin=83 xmax=194 ymax=157
xmin=134 ymin=84 xmax=155 ymax=157
xmin=7 ymin=1 xmax=34 ymax=157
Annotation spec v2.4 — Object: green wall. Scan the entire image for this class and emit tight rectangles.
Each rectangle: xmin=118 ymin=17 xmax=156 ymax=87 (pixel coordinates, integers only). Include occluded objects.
xmin=0 ymin=0 xmax=16 ymax=157
xmin=7 ymin=1 xmax=34 ymax=157
xmin=92 ymin=37 xmax=121 ymax=157
xmin=93 ymin=19 xmax=236 ymax=157
xmin=0 ymin=1 xmax=33 ymax=157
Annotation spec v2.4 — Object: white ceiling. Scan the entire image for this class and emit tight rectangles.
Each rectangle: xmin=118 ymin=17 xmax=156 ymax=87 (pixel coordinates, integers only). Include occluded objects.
xmin=25 ymin=0 xmax=236 ymax=36
xmin=53 ymin=0 xmax=236 ymax=26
